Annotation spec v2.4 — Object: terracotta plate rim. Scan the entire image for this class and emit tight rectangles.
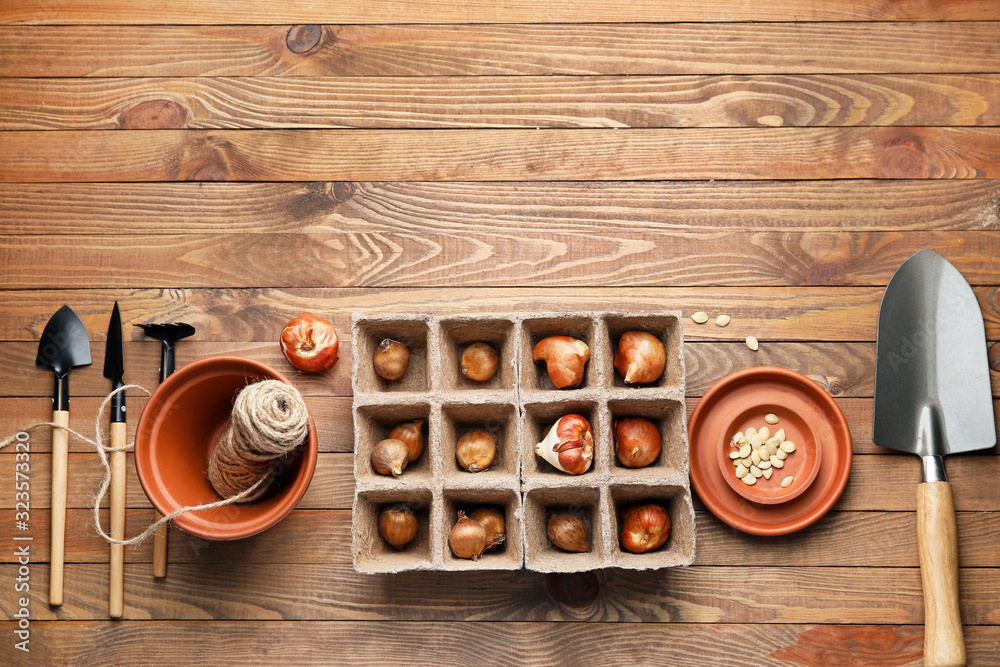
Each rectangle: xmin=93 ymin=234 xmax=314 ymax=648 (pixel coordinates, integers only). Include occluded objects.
xmin=689 ymin=366 xmax=853 ymax=536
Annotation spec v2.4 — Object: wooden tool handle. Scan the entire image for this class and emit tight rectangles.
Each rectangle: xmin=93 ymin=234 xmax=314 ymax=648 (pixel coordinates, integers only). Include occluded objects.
xmin=109 ymin=421 xmax=127 ymax=618
xmin=917 ymin=481 xmax=966 ymax=667
xmin=152 ymin=511 xmax=168 ymax=578
xmin=49 ymin=410 xmax=69 ymax=607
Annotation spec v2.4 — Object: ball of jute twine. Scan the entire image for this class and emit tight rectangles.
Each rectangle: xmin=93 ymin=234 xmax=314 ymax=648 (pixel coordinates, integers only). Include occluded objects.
xmin=207 ymin=379 xmax=310 ymax=503
xmin=0 ymin=379 xmax=309 ymax=547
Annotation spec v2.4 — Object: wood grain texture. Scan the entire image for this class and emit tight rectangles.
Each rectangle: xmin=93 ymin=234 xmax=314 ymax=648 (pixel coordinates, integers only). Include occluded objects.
xmin=4 ymin=0 xmax=999 ymax=24
xmin=3 ymin=508 xmax=998 ymax=568
xmin=3 ymin=232 xmax=1000 ymax=290
xmin=2 ymin=562 xmax=998 ymax=624
xmin=2 ymin=622 xmax=997 ymax=667
xmin=3 ymin=74 xmax=998 ymax=130
xmin=1 ymin=180 xmax=999 ymax=236
xmin=2 ymin=452 xmax=998 ymax=513
xmin=2 ymin=24 xmax=999 ymax=78
xmin=0 ymin=286 xmax=952 ymax=341
xmin=3 ymin=128 xmax=999 ymax=183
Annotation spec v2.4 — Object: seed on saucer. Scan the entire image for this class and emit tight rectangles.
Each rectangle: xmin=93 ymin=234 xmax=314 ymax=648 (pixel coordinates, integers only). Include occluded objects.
xmin=781 ymin=476 xmax=794 ymax=488
xmin=764 ymin=413 xmax=779 ymax=425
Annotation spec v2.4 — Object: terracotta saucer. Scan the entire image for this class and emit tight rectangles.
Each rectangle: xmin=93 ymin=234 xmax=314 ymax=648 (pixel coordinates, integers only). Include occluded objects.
xmin=689 ymin=367 xmax=852 ymax=536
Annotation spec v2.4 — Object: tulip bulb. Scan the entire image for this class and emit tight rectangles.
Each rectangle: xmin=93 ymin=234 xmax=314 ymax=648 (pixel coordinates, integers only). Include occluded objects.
xmin=619 ymin=503 xmax=671 ymax=554
xmin=389 ymin=419 xmax=425 ymax=462
xmin=373 ymin=338 xmax=410 ymax=381
xmin=461 ymin=342 xmax=499 ymax=382
xmin=449 ymin=511 xmax=489 ymax=560
xmin=614 ymin=417 xmax=662 ymax=468
xmin=546 ymin=513 xmax=591 ymax=553
xmin=371 ymin=438 xmax=409 ymax=477
xmin=533 ymin=336 xmax=590 ymax=388
xmin=614 ymin=331 xmax=666 ymax=384
xmin=535 ymin=414 xmax=594 ymax=475
xmin=456 ymin=431 xmax=497 ymax=472
xmin=378 ymin=503 xmax=418 ymax=550
xmin=469 ymin=507 xmax=506 ymax=549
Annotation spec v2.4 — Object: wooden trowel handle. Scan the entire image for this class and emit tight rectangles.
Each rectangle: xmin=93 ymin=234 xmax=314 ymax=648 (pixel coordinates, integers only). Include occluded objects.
xmin=109 ymin=422 xmax=127 ymax=618
xmin=152 ymin=511 xmax=168 ymax=578
xmin=49 ymin=410 xmax=69 ymax=607
xmin=917 ymin=481 xmax=966 ymax=667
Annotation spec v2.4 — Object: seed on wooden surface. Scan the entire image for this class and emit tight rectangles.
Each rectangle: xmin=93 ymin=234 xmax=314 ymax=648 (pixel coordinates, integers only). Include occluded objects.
xmin=715 ymin=314 xmax=731 ymax=327
xmin=751 ymin=449 xmax=761 ymax=465
xmin=764 ymin=413 xmax=779 ymax=425
xmin=759 ymin=427 xmax=770 ymax=442
xmin=750 ymin=465 xmax=763 ymax=478
xmin=746 ymin=336 xmax=759 ymax=351
xmin=739 ymin=444 xmax=751 ymax=458
xmin=774 ymin=429 xmax=785 ymax=443
xmin=780 ymin=441 xmax=796 ymax=453
xmin=742 ymin=473 xmax=757 ymax=485
xmin=781 ymin=476 xmax=794 ymax=488
xmin=758 ymin=459 xmax=771 ymax=470
xmin=735 ymin=464 xmax=748 ymax=478
xmin=763 ymin=468 xmax=773 ymax=480
xmin=770 ymin=456 xmax=784 ymax=469
xmin=729 ymin=450 xmax=741 ymax=459
xmin=750 ymin=434 xmax=763 ymax=448
xmin=776 ymin=449 xmax=788 ymax=460
xmin=692 ymin=311 xmax=709 ymax=324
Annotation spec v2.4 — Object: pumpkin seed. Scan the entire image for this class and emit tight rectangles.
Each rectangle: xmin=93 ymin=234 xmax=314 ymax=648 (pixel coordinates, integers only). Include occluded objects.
xmin=764 ymin=413 xmax=779 ymax=425
xmin=692 ymin=311 xmax=709 ymax=324
xmin=751 ymin=449 xmax=761 ymax=465
xmin=776 ymin=449 xmax=788 ymax=460
xmin=780 ymin=441 xmax=796 ymax=453
xmin=742 ymin=473 xmax=757 ymax=485
xmin=735 ymin=463 xmax=748 ymax=478
xmin=746 ymin=336 xmax=759 ymax=351
xmin=781 ymin=476 xmax=794 ymax=488
xmin=762 ymin=468 xmax=773 ymax=480
xmin=750 ymin=465 xmax=763 ymax=478
xmin=770 ymin=456 xmax=784 ymax=469
xmin=729 ymin=450 xmax=741 ymax=460
xmin=739 ymin=444 xmax=751 ymax=458
xmin=758 ymin=459 xmax=771 ymax=470
xmin=715 ymin=314 xmax=732 ymax=327
xmin=774 ymin=429 xmax=785 ymax=443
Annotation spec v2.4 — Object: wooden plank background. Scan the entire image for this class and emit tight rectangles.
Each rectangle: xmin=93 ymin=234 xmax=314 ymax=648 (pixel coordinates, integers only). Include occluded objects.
xmin=1 ymin=2 xmax=998 ymax=665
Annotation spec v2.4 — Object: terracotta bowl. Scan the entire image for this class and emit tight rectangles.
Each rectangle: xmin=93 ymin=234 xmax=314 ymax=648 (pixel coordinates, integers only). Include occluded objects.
xmin=134 ymin=356 xmax=318 ymax=541
xmin=716 ymin=400 xmax=823 ymax=505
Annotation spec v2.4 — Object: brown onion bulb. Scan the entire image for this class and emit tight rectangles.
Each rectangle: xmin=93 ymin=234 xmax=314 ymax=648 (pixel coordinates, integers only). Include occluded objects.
xmin=389 ymin=419 xmax=425 ymax=462
xmin=614 ymin=417 xmax=662 ymax=468
xmin=533 ymin=336 xmax=590 ymax=389
xmin=461 ymin=342 xmax=499 ymax=382
xmin=614 ymin=331 xmax=666 ymax=385
xmin=378 ymin=503 xmax=418 ymax=550
xmin=620 ymin=503 xmax=671 ymax=554
xmin=373 ymin=338 xmax=410 ymax=381
xmin=470 ymin=507 xmax=506 ymax=549
xmin=449 ymin=511 xmax=489 ymax=560
xmin=371 ymin=438 xmax=409 ymax=477
xmin=546 ymin=514 xmax=591 ymax=553
xmin=456 ymin=430 xmax=497 ymax=472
